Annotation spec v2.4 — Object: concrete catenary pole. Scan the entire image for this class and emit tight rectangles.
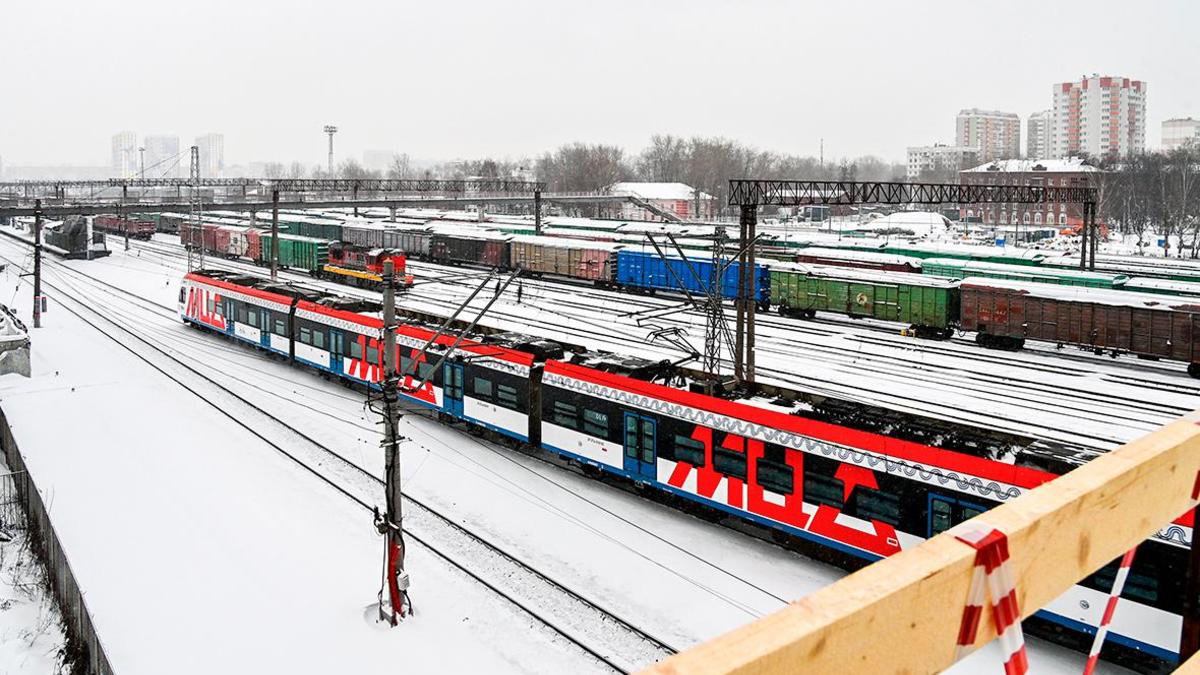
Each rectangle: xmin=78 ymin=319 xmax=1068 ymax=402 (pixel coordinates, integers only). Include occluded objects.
xmin=379 ymin=259 xmax=409 ymax=624
xmin=271 ymin=189 xmax=280 ymax=281
xmin=32 ymin=200 xmax=42 ymax=329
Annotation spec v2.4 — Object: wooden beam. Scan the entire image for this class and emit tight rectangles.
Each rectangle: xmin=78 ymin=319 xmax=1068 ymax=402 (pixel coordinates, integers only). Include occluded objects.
xmin=644 ymin=413 xmax=1200 ymax=675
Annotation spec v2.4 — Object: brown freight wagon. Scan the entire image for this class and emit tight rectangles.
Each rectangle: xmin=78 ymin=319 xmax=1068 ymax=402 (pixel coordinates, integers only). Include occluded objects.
xmin=508 ymin=236 xmax=618 ymax=283
xmin=959 ymin=277 xmax=1200 ymax=375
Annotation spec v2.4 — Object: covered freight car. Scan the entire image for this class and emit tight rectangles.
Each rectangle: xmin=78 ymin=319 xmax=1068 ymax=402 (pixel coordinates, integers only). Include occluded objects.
xmin=258 ymin=233 xmax=329 ymax=273
xmin=769 ymin=262 xmax=958 ymax=338
xmin=792 ymin=247 xmax=923 ymax=274
xmin=429 ymin=232 xmax=511 ymax=269
xmin=959 ymin=277 xmax=1200 ymax=373
xmin=922 ymin=258 xmax=1129 ymax=289
xmin=614 ymin=249 xmax=769 ymax=305
xmin=508 ymin=236 xmax=619 ymax=282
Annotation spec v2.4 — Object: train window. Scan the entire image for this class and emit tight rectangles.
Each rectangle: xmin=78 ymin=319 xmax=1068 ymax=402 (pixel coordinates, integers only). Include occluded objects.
xmin=247 ymin=310 xmax=259 ymax=328
xmin=366 ymin=346 xmax=380 ymax=365
xmin=496 ymin=384 xmax=519 ymax=410
xmin=299 ymin=326 xmax=312 ymax=345
xmin=755 ymin=458 xmax=794 ymax=494
xmin=473 ymin=377 xmax=493 ymax=400
xmin=417 ymin=362 xmax=437 ymax=381
xmin=311 ymin=330 xmax=325 ymax=350
xmin=670 ymin=435 xmax=705 ymax=467
xmin=552 ymin=401 xmax=578 ymax=429
xmin=930 ymin=499 xmax=953 ymax=536
xmin=207 ymin=296 xmax=216 ymax=315
xmin=851 ymin=488 xmax=901 ymax=526
xmin=713 ymin=446 xmax=747 ymax=481
xmin=273 ymin=318 xmax=287 ymax=336
xmin=582 ymin=409 xmax=608 ymax=438
xmin=331 ymin=332 xmax=343 ymax=356
xmin=350 ymin=339 xmax=363 ymax=360
xmin=1084 ymin=560 xmax=1160 ymax=606
xmin=804 ymin=473 xmax=844 ymax=509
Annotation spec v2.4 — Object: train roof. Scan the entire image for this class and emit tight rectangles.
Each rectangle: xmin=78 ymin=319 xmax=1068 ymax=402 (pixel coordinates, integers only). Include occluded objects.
xmin=795 ymin=247 xmax=923 ymax=266
xmin=507 ymin=234 xmax=623 ymax=251
xmin=960 ymin=276 xmax=1200 ymax=309
xmin=923 ymin=258 xmax=1129 ymax=283
xmin=1124 ymin=277 xmax=1200 ymax=294
xmin=767 ymin=260 xmax=959 ymax=287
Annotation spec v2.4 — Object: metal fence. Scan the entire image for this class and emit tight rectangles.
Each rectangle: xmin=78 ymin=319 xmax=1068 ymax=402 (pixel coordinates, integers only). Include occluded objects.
xmin=0 ymin=411 xmax=115 ymax=674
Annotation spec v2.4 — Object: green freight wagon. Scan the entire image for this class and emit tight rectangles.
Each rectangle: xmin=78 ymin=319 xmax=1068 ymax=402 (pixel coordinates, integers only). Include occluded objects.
xmin=769 ymin=262 xmax=959 ymax=339
xmin=921 ymin=258 xmax=1128 ymax=289
xmin=259 ymin=233 xmax=329 ymax=273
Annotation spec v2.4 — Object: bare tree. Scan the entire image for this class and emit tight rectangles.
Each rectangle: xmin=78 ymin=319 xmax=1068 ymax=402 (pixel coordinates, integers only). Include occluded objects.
xmin=285 ymin=161 xmax=308 ymax=179
xmin=337 ymin=159 xmax=377 ymax=179
xmin=387 ymin=153 xmax=412 ymax=179
xmin=536 ymin=143 xmax=633 ymax=192
xmin=262 ymin=162 xmax=285 ymax=179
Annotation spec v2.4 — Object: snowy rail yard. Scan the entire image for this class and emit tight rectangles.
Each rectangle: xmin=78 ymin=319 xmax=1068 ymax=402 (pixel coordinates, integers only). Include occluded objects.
xmin=0 ymin=231 xmax=1140 ymax=673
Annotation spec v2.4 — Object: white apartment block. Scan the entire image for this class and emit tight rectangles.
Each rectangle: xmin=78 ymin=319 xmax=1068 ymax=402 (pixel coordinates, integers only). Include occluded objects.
xmin=906 ymin=145 xmax=980 ymax=179
xmin=111 ymin=131 xmax=137 ymax=177
xmin=1052 ymin=75 xmax=1146 ymax=158
xmin=956 ymin=109 xmax=1021 ymax=162
xmin=1162 ymin=118 xmax=1200 ymax=151
xmin=1026 ymin=110 xmax=1053 ymax=160
xmin=195 ymin=134 xmax=225 ymax=177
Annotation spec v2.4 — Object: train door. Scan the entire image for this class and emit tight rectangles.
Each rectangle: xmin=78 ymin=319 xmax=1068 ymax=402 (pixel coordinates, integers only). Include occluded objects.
xmin=329 ymin=330 xmax=345 ymax=374
xmin=622 ymin=412 xmax=657 ymax=480
xmin=926 ymin=493 xmax=986 ymax=539
xmin=443 ymin=363 xmax=464 ymax=417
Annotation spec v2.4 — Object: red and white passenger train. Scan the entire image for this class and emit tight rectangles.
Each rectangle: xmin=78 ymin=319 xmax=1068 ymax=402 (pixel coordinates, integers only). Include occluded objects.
xmin=180 ymin=269 xmax=1188 ymax=670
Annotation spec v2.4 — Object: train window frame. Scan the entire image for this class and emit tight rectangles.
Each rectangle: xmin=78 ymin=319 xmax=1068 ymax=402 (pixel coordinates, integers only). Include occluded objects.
xmin=552 ymin=401 xmax=578 ymax=429
xmin=582 ymin=408 xmax=608 ymax=438
xmin=670 ymin=434 xmax=705 ymax=467
xmin=850 ymin=487 xmax=901 ymax=526
xmin=299 ymin=326 xmax=312 ymax=345
xmin=755 ymin=457 xmax=794 ymax=494
xmin=273 ymin=318 xmax=287 ymax=336
xmin=473 ymin=377 xmax=494 ymax=401
xmin=311 ymin=329 xmax=325 ymax=350
xmin=713 ymin=446 xmax=747 ymax=481
xmin=803 ymin=472 xmax=844 ymax=509
xmin=247 ymin=310 xmax=259 ymax=328
xmin=496 ymin=384 xmax=519 ymax=410
xmin=350 ymin=338 xmax=364 ymax=360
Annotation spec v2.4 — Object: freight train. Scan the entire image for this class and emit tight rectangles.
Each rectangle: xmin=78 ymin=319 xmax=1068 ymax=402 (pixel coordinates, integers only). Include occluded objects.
xmin=93 ymin=215 xmax=156 ymax=240
xmin=179 ymin=268 xmax=1190 ymax=671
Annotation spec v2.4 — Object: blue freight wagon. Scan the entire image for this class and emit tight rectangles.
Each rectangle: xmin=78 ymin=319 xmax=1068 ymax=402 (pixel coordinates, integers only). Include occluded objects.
xmin=614 ymin=249 xmax=770 ymax=307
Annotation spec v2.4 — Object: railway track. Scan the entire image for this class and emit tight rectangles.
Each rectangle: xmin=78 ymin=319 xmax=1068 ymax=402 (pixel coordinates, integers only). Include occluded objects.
xmin=123 ymin=236 xmax=1196 ymax=450
xmin=5 ymin=248 xmax=680 ymax=673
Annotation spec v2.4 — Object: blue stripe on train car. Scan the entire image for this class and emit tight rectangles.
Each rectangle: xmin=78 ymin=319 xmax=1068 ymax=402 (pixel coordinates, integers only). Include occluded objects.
xmin=614 ymin=249 xmax=769 ymax=303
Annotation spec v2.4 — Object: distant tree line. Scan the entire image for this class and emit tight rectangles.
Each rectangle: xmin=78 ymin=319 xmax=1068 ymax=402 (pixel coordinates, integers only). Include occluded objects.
xmin=1095 ymin=147 xmax=1200 ymax=255
xmin=258 ymin=136 xmax=904 ymax=216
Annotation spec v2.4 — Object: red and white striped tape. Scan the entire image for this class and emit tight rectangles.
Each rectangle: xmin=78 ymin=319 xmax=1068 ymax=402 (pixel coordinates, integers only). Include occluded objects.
xmin=1082 ymin=546 xmax=1138 ymax=675
xmin=954 ymin=526 xmax=1029 ymax=675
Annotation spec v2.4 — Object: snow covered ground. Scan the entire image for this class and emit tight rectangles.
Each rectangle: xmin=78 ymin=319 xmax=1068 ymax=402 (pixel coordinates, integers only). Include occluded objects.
xmin=0 ymin=233 xmax=1139 ymax=673
xmin=0 ymin=460 xmax=66 ymax=674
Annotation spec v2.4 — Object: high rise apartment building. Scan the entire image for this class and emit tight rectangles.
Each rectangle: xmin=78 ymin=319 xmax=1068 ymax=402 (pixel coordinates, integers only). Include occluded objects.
xmin=956 ymin=109 xmax=1021 ymax=162
xmin=1051 ymin=75 xmax=1146 ymax=158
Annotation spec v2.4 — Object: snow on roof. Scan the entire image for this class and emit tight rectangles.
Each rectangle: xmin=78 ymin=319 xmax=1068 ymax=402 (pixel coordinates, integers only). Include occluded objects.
xmin=923 ymin=258 xmax=1126 ymax=282
xmin=508 ymin=234 xmax=622 ymax=251
xmin=607 ymin=182 xmax=713 ymax=201
xmin=1123 ymin=277 xmax=1200 ymax=294
xmin=767 ymin=260 xmax=958 ymax=288
xmin=795 ymin=248 xmax=922 ymax=266
xmin=855 ymin=211 xmax=952 ymax=235
xmin=960 ymin=277 xmax=1200 ymax=309
xmin=962 ymin=158 xmax=1100 ymax=173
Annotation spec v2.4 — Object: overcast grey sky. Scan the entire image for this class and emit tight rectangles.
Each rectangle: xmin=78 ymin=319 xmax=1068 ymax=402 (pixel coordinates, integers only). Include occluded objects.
xmin=2 ymin=0 xmax=1196 ymax=167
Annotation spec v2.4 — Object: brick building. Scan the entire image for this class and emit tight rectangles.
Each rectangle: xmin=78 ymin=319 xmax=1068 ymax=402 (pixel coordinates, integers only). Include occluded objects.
xmin=958 ymin=158 xmax=1099 ymax=230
